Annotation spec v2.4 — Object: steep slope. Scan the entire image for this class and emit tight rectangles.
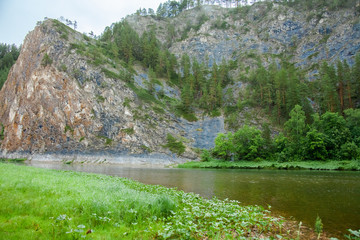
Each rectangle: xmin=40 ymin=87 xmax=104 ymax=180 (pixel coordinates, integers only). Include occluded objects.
xmin=127 ymin=3 xmax=360 ymax=73
xmin=0 ymin=20 xmax=222 ymax=163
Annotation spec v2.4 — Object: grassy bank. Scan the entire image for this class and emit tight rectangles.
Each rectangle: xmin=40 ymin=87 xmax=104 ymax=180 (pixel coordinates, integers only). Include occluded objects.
xmin=178 ymin=160 xmax=360 ymax=171
xmin=0 ymin=158 xmax=27 ymax=162
xmin=0 ymin=163 xmax=327 ymax=239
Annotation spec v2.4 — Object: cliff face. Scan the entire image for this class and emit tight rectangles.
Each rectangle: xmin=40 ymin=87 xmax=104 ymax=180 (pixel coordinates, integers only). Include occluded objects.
xmin=0 ymin=20 xmax=213 ymax=161
xmin=127 ymin=3 xmax=360 ymax=72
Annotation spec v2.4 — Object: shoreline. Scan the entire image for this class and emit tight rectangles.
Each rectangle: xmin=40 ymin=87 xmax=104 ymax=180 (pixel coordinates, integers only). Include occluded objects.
xmin=178 ymin=160 xmax=360 ymax=171
xmin=0 ymin=151 xmax=188 ymax=168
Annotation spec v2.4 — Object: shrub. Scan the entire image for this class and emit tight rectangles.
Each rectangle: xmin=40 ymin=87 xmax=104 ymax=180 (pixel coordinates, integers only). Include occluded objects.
xmin=121 ymin=127 xmax=135 ymax=135
xmin=41 ymin=53 xmax=53 ymax=67
xmin=232 ymin=125 xmax=265 ymax=161
xmin=0 ymin=123 xmax=4 ymax=140
xmin=163 ymin=134 xmax=185 ymax=156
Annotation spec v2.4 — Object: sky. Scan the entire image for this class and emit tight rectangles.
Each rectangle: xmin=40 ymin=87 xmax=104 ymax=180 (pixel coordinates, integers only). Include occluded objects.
xmin=0 ymin=0 xmax=165 ymax=46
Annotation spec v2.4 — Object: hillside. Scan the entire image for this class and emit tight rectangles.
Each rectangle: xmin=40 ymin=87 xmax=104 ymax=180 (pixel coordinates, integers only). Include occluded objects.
xmin=0 ymin=1 xmax=359 ymax=163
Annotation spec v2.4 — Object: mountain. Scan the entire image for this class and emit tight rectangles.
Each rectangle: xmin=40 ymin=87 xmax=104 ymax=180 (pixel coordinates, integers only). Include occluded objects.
xmin=0 ymin=2 xmax=359 ymax=163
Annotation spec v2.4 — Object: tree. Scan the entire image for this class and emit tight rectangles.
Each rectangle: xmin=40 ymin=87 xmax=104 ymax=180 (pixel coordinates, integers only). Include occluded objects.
xmin=313 ymin=111 xmax=351 ymax=159
xmin=303 ymin=129 xmax=327 ymax=161
xmin=232 ymin=125 xmax=265 ymax=161
xmin=0 ymin=43 xmax=20 ymax=90
xmin=212 ymin=132 xmax=234 ymax=160
xmin=344 ymin=108 xmax=360 ymax=145
xmin=284 ymin=105 xmax=307 ymax=158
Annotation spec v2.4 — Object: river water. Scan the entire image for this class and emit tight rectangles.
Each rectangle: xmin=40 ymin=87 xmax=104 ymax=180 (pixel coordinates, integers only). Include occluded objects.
xmin=26 ymin=162 xmax=360 ymax=237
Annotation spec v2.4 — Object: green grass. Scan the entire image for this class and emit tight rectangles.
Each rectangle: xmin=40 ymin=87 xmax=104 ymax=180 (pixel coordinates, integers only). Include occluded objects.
xmin=0 ymin=163 xmax=295 ymax=239
xmin=178 ymin=160 xmax=360 ymax=171
xmin=0 ymin=158 xmax=27 ymax=162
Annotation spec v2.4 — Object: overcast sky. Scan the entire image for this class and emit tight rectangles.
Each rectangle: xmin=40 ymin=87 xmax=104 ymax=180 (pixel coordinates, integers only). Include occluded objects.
xmin=0 ymin=0 xmax=165 ymax=46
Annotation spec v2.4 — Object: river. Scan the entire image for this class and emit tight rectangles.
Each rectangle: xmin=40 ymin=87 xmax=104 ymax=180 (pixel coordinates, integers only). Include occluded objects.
xmin=26 ymin=162 xmax=360 ymax=238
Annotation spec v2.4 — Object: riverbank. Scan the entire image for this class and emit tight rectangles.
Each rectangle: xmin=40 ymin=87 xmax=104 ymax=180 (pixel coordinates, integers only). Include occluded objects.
xmin=0 ymin=151 xmax=188 ymax=168
xmin=178 ymin=160 xmax=360 ymax=171
xmin=0 ymin=163 xmax=332 ymax=239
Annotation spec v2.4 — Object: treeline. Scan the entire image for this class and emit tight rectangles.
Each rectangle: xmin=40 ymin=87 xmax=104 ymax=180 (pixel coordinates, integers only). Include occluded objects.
xmin=0 ymin=44 xmax=20 ymax=90
xmin=99 ymin=20 xmax=236 ymax=116
xmin=101 ymin=21 xmax=178 ymax=80
xmin=179 ymin=56 xmax=232 ymax=114
xmin=247 ymin=56 xmax=360 ymax=124
xmin=136 ymin=0 xmax=359 ymax=18
xmin=209 ymin=105 xmax=360 ymax=162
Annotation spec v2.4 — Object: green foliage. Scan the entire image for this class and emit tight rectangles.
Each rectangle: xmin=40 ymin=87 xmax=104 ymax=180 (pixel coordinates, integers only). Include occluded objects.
xmin=96 ymin=136 xmax=113 ymax=145
xmin=232 ymin=125 xmax=265 ymax=161
xmin=0 ymin=43 xmax=20 ymax=90
xmin=303 ymin=129 xmax=327 ymax=161
xmin=211 ymin=105 xmax=360 ymax=163
xmin=64 ymin=125 xmax=74 ymax=134
xmin=51 ymin=19 xmax=74 ymax=40
xmin=59 ymin=64 xmax=67 ymax=72
xmin=345 ymin=109 xmax=360 ymax=145
xmin=163 ymin=133 xmax=185 ymax=156
xmin=0 ymin=123 xmax=4 ymax=140
xmin=101 ymin=68 xmax=120 ymax=79
xmin=121 ymin=127 xmax=135 ymax=135
xmin=212 ymin=17 xmax=230 ymax=30
xmin=346 ymin=229 xmax=360 ymax=240
xmin=41 ymin=53 xmax=53 ymax=67
xmin=96 ymin=94 xmax=105 ymax=103
xmin=200 ymin=149 xmax=214 ymax=162
xmin=315 ymin=216 xmax=323 ymax=239
xmin=213 ymin=132 xmax=234 ymax=160
xmin=122 ymin=97 xmax=131 ymax=108
xmin=178 ymin=159 xmax=360 ymax=171
xmin=213 ymin=125 xmax=265 ymax=161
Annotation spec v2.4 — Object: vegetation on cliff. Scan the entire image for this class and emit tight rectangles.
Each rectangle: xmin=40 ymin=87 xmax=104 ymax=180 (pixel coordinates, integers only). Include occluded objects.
xmin=0 ymin=163 xmax=327 ymax=239
xmin=137 ymin=0 xmax=360 ymax=19
xmin=0 ymin=43 xmax=20 ymax=90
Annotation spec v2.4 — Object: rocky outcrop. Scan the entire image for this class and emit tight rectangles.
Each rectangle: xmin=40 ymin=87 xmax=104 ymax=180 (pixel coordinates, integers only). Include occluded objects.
xmin=127 ymin=3 xmax=360 ymax=70
xmin=0 ymin=20 xmax=211 ymax=162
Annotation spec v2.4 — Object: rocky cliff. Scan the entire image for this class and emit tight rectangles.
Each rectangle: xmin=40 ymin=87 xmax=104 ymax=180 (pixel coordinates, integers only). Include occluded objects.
xmin=127 ymin=3 xmax=360 ymax=74
xmin=0 ymin=20 xmax=224 ymax=163
xmin=0 ymin=2 xmax=359 ymax=163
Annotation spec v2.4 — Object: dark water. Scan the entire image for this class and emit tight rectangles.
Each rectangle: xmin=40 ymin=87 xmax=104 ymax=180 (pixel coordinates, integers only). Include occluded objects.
xmin=27 ymin=162 xmax=360 ymax=237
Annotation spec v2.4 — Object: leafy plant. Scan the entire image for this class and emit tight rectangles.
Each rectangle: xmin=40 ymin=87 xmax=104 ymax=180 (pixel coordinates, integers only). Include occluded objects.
xmin=345 ymin=229 xmax=360 ymax=240
xmin=315 ymin=216 xmax=323 ymax=239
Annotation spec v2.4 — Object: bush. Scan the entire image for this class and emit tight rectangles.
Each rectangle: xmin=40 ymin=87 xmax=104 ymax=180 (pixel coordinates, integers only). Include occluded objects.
xmin=0 ymin=123 xmax=4 ymax=140
xmin=340 ymin=142 xmax=360 ymax=160
xmin=200 ymin=149 xmax=213 ymax=162
xmin=41 ymin=53 xmax=53 ymax=67
xmin=163 ymin=134 xmax=185 ymax=156
xmin=232 ymin=125 xmax=265 ymax=161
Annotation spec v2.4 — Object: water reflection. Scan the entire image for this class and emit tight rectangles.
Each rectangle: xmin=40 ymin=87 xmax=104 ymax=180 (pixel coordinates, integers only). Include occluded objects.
xmin=27 ymin=162 xmax=360 ymax=237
